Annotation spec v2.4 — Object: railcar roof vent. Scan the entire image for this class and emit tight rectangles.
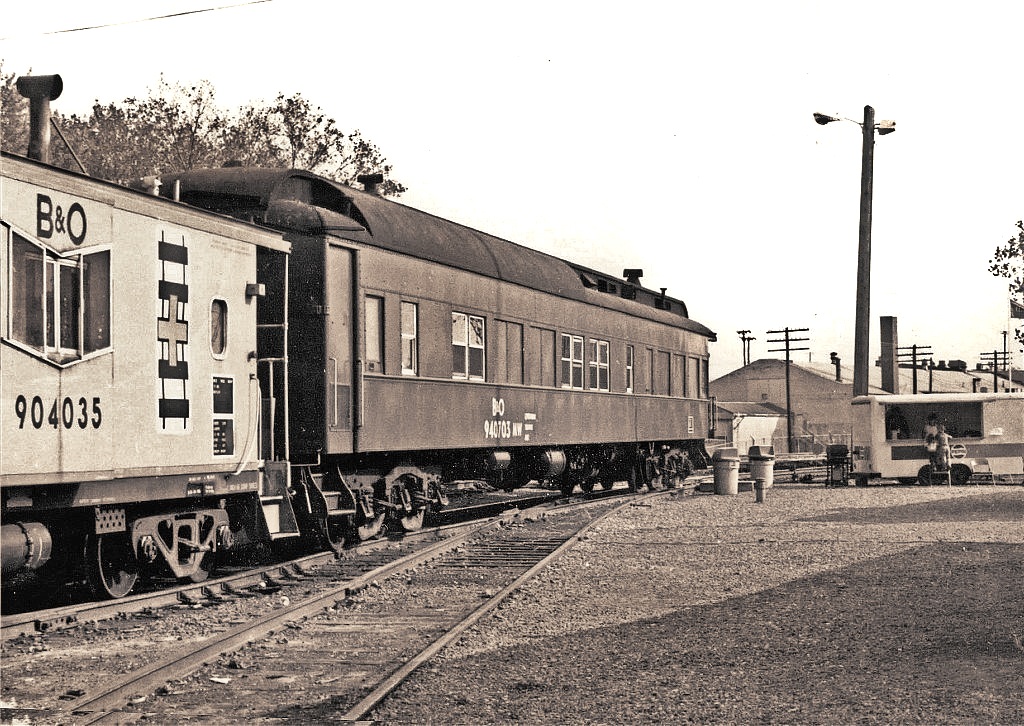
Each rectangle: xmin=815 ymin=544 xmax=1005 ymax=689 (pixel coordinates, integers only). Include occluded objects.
xmin=623 ymin=268 xmax=643 ymax=286
xmin=358 ymin=173 xmax=384 ymax=195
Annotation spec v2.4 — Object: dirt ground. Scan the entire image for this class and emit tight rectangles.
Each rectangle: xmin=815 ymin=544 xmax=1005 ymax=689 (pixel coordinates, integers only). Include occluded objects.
xmin=372 ymin=483 xmax=1024 ymax=725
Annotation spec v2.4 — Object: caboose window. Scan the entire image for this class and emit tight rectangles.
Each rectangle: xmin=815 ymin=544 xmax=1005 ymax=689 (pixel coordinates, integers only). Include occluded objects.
xmin=452 ymin=312 xmax=485 ymax=380
xmin=210 ymin=299 xmax=228 ymax=357
xmin=7 ymin=229 xmax=110 ymax=364
xmin=401 ymin=302 xmax=418 ymax=376
xmin=560 ymin=334 xmax=584 ymax=390
xmin=588 ymin=339 xmax=609 ymax=391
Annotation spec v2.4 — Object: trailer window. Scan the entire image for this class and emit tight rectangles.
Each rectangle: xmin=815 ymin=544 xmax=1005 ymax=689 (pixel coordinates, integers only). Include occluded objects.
xmin=7 ymin=229 xmax=110 ymax=364
xmin=885 ymin=402 xmax=984 ymax=440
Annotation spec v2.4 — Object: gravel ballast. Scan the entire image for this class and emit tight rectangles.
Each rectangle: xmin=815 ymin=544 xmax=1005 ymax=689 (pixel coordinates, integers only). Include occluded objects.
xmin=373 ymin=483 xmax=1024 ymax=725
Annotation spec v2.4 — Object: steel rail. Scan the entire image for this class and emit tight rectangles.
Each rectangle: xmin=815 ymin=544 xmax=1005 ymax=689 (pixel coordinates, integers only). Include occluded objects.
xmin=65 ymin=514 xmax=508 ymax=723
xmin=338 ymin=489 xmax=668 ymax=722
xmin=1 ymin=492 xmax=570 ymax=641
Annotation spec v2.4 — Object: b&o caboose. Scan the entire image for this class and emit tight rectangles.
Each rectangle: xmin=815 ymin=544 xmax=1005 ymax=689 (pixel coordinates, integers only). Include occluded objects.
xmin=2 ymin=75 xmax=717 ymax=598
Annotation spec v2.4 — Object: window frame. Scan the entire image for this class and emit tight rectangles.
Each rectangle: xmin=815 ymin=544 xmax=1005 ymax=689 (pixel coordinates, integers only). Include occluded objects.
xmin=560 ymin=333 xmax=584 ymax=390
xmin=452 ymin=311 xmax=486 ymax=381
xmin=400 ymin=301 xmax=418 ymax=376
xmin=588 ymin=338 xmax=610 ymax=391
xmin=625 ymin=344 xmax=635 ymax=394
xmin=364 ymin=294 xmax=384 ymax=373
xmin=210 ymin=297 xmax=228 ymax=359
xmin=5 ymin=224 xmax=112 ymax=367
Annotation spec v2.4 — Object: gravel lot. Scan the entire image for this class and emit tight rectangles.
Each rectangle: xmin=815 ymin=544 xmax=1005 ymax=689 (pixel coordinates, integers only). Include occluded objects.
xmin=373 ymin=483 xmax=1024 ymax=725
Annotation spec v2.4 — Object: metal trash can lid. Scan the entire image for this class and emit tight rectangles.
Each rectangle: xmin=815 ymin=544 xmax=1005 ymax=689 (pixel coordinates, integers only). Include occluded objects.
xmin=711 ymin=447 xmax=739 ymax=461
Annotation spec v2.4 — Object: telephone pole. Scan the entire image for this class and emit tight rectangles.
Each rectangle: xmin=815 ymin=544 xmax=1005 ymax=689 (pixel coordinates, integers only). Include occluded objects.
xmin=897 ymin=344 xmax=931 ymax=394
xmin=767 ymin=327 xmax=810 ymax=453
xmin=737 ymin=330 xmax=755 ymax=366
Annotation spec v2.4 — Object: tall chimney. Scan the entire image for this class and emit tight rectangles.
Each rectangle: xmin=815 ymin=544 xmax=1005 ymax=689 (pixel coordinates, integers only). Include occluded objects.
xmin=16 ymin=75 xmax=63 ymax=163
xmin=880 ymin=315 xmax=899 ymax=394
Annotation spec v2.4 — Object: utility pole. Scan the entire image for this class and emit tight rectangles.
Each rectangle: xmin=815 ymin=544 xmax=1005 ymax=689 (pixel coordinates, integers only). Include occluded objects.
xmin=979 ymin=350 xmax=1009 ymax=392
xmin=815 ymin=106 xmax=895 ymax=396
xmin=737 ymin=330 xmax=755 ymax=366
xmin=897 ymin=344 xmax=931 ymax=394
xmin=853 ymin=105 xmax=876 ymax=398
xmin=767 ymin=327 xmax=810 ymax=453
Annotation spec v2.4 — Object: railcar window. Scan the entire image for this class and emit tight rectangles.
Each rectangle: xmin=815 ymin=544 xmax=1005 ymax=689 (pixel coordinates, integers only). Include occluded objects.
xmin=210 ymin=299 xmax=227 ymax=357
xmin=7 ymin=230 xmax=110 ymax=364
xmin=452 ymin=312 xmax=485 ymax=380
xmin=625 ymin=345 xmax=635 ymax=394
xmin=561 ymin=334 xmax=584 ymax=389
xmin=365 ymin=295 xmax=384 ymax=372
xmin=401 ymin=302 xmax=418 ymax=376
xmin=588 ymin=339 xmax=609 ymax=391
xmin=673 ymin=354 xmax=685 ymax=397
xmin=495 ymin=321 xmax=524 ymax=384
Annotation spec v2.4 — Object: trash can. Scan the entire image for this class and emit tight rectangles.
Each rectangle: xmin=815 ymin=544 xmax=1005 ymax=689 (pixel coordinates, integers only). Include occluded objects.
xmin=748 ymin=445 xmax=775 ymax=489
xmin=711 ymin=447 xmax=740 ymax=495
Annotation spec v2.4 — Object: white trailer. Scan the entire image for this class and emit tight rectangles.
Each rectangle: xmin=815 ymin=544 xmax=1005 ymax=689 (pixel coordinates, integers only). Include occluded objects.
xmin=850 ymin=392 xmax=1024 ymax=485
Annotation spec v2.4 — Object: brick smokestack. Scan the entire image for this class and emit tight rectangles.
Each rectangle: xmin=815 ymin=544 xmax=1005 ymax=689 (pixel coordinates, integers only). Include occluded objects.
xmin=880 ymin=315 xmax=899 ymax=394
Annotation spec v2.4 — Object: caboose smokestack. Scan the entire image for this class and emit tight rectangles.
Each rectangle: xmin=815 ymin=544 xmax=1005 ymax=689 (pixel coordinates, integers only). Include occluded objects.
xmin=16 ymin=74 xmax=63 ymax=163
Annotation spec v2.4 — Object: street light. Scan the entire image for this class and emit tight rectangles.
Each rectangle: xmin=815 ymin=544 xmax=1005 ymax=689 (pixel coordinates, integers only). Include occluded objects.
xmin=814 ymin=106 xmax=896 ymax=397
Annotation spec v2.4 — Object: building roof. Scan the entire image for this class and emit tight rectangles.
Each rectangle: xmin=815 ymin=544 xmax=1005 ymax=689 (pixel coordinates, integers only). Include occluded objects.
xmin=716 ymin=401 xmax=788 ymax=416
xmin=714 ymin=358 xmax=1018 ymax=394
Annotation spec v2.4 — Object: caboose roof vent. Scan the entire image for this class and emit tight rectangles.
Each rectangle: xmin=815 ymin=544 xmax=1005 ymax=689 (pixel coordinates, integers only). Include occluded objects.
xmin=16 ymin=74 xmax=63 ymax=163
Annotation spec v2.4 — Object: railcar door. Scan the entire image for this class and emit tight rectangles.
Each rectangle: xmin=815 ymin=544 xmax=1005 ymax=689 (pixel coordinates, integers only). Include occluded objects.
xmin=324 ymin=242 xmax=355 ymax=454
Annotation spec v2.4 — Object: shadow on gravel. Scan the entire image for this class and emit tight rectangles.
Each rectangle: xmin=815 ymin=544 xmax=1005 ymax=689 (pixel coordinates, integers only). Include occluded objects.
xmin=371 ymin=541 xmax=1024 ymax=725
xmin=799 ymin=489 xmax=1024 ymax=526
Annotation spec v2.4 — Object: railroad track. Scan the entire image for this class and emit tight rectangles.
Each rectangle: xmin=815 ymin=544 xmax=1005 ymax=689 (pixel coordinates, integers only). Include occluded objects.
xmin=0 ymin=487 xmax=583 ymax=635
xmin=1 ymin=490 xmax=657 ymax=724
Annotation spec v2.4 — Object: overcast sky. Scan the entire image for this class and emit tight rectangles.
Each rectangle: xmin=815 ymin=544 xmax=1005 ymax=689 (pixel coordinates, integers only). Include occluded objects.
xmin=3 ymin=1 xmax=1022 ymax=378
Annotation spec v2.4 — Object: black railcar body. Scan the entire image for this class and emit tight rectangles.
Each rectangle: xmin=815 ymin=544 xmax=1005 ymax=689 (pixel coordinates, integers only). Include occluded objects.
xmin=2 ymin=75 xmax=716 ymax=598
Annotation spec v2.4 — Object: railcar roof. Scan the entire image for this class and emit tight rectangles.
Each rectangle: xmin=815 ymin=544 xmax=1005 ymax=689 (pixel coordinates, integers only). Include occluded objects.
xmin=163 ymin=167 xmax=716 ymax=340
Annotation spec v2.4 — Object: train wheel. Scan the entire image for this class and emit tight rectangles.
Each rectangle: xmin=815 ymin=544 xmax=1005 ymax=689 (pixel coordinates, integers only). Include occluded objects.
xmin=580 ymin=480 xmax=596 ymax=493
xmin=558 ymin=475 xmax=575 ymax=496
xmin=398 ymin=509 xmax=425 ymax=532
xmin=84 ymin=533 xmax=139 ymax=599
xmin=356 ymin=512 xmax=385 ymax=541
xmin=188 ymin=551 xmax=215 ymax=583
xmin=324 ymin=516 xmax=349 ymax=552
xmin=625 ymin=459 xmax=641 ymax=492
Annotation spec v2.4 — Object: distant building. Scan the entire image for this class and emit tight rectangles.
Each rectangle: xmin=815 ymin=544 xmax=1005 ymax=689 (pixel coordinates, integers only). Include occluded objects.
xmin=714 ymin=401 xmax=788 ymax=451
xmin=709 ymin=358 xmax=1019 ymax=453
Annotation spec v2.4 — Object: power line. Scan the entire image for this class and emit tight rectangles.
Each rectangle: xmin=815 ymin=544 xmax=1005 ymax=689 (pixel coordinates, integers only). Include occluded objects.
xmin=1 ymin=1 xmax=272 ymax=41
